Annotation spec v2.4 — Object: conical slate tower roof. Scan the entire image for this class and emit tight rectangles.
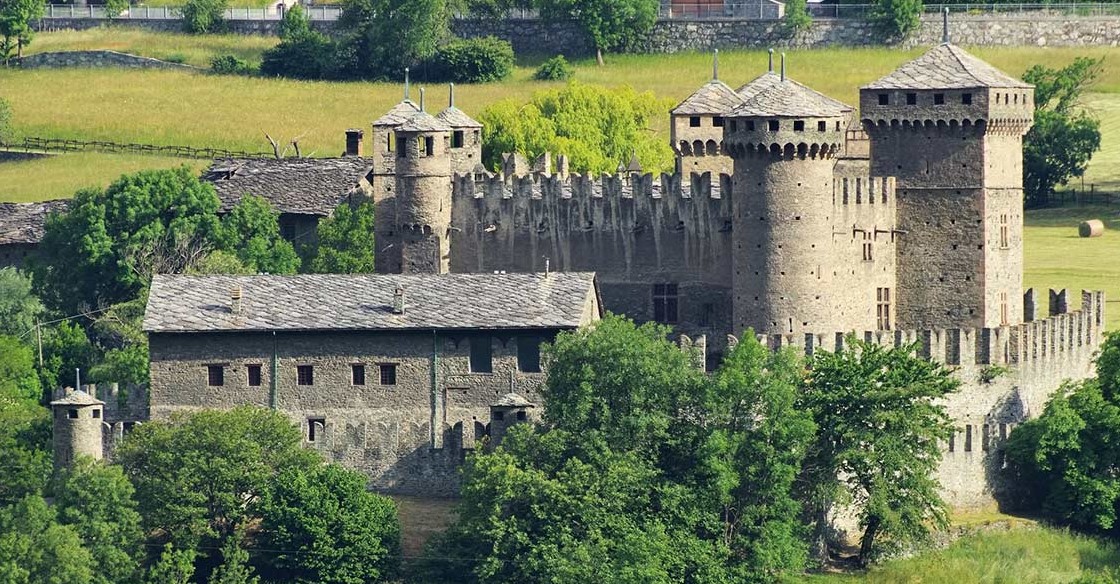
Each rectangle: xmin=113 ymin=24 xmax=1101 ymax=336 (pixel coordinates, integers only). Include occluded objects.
xmin=436 ymin=107 xmax=482 ymax=128
xmin=398 ymin=110 xmax=451 ymax=133
xmin=732 ymin=77 xmax=852 ymax=118
xmin=373 ymin=100 xmax=422 ymax=126
xmin=735 ymin=71 xmax=780 ymax=102
xmin=672 ymin=79 xmax=744 ymax=116
xmin=51 ymin=389 xmax=103 ymax=407
xmin=863 ymin=44 xmax=1031 ymax=90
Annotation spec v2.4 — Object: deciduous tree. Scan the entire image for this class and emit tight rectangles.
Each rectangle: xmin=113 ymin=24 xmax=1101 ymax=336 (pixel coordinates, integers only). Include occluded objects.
xmin=537 ymin=0 xmax=657 ymax=65
xmin=53 ymin=459 xmax=145 ymax=584
xmin=0 ymin=336 xmax=50 ymax=503
xmin=0 ymin=268 xmax=42 ymax=339
xmin=0 ymin=495 xmax=94 ymax=584
xmin=869 ymin=0 xmax=921 ymax=39
xmin=218 ymin=195 xmax=300 ymax=275
xmin=0 ymin=0 xmax=43 ymax=63
xmin=333 ymin=0 xmax=448 ymax=80
xmin=309 ymin=200 xmax=376 ymax=274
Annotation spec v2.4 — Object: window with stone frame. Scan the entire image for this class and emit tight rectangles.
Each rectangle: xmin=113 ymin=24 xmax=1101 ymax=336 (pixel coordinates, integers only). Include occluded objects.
xmin=352 ymin=364 xmax=366 ymax=386
xmin=876 ymin=287 xmax=891 ymax=330
xmin=689 ymin=116 xmax=701 ymax=127
xmin=452 ymin=130 xmax=464 ymax=148
xmin=652 ymin=283 xmax=679 ymax=324
xmin=297 ymin=365 xmax=314 ymax=386
xmin=470 ymin=336 xmax=493 ymax=373
xmin=379 ymin=363 xmax=397 ymax=385
xmin=207 ymin=365 xmax=224 ymax=387
xmin=247 ymin=364 xmax=262 ymax=387
xmin=308 ymin=418 xmax=325 ymax=442
xmin=713 ymin=116 xmax=724 ymax=127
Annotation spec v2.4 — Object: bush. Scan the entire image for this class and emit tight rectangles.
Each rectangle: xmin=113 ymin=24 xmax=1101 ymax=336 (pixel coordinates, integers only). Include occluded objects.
xmin=784 ymin=0 xmax=812 ymax=32
xmin=426 ymin=36 xmax=514 ymax=83
xmin=210 ymin=54 xmax=253 ymax=75
xmin=259 ymin=32 xmax=335 ymax=80
xmin=533 ymin=54 xmax=574 ymax=81
xmin=163 ymin=52 xmax=188 ymax=64
xmin=181 ymin=0 xmax=228 ymax=33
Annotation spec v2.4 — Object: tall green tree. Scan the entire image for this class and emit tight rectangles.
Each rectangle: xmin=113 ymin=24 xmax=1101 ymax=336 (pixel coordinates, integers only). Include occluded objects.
xmin=1022 ymin=57 xmax=1103 ymax=207
xmin=278 ymin=3 xmax=311 ymax=39
xmin=309 ymin=200 xmax=376 ymax=274
xmin=181 ymin=0 xmax=227 ymax=33
xmin=0 ymin=336 xmax=50 ymax=503
xmin=0 ymin=0 xmax=43 ymax=63
xmin=537 ymin=0 xmax=657 ymax=65
xmin=0 ymin=495 xmax=94 ymax=584
xmin=259 ymin=464 xmax=400 ymax=584
xmin=207 ymin=531 xmax=259 ymax=584
xmin=869 ymin=0 xmax=921 ymax=38
xmin=145 ymin=544 xmax=196 ymax=584
xmin=0 ymin=268 xmax=42 ymax=339
xmin=89 ymin=294 xmax=149 ymax=386
xmin=53 ymin=459 xmax=145 ymax=584
xmin=218 ymin=195 xmax=301 ymax=275
xmin=333 ymin=0 xmax=448 ymax=80
xmin=38 ymin=320 xmax=98 ymax=395
xmin=801 ymin=337 xmax=958 ymax=565
xmin=784 ymin=0 xmax=812 ymax=33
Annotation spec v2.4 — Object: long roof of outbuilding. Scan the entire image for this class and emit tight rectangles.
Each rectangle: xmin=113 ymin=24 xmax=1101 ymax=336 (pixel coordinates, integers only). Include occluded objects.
xmin=731 ymin=77 xmax=852 ymax=118
xmin=143 ymin=272 xmax=600 ymax=333
xmin=863 ymin=43 xmax=1032 ymax=90
xmin=201 ymin=158 xmax=372 ymax=216
xmin=0 ymin=200 xmax=70 ymax=245
xmin=672 ymin=79 xmax=744 ymax=116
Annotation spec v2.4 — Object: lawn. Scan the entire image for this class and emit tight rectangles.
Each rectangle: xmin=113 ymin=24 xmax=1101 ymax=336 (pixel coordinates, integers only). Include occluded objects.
xmin=803 ymin=527 xmax=1120 ymax=583
xmin=23 ymin=28 xmax=278 ymax=68
xmin=0 ymin=153 xmax=202 ymax=202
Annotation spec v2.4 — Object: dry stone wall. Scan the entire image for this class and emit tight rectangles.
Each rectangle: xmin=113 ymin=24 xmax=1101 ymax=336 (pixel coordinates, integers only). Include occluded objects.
xmin=16 ymin=50 xmax=199 ymax=70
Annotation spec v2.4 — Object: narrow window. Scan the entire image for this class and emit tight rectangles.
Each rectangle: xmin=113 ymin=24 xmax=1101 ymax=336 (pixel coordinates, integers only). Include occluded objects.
xmin=965 ymin=425 xmax=973 ymax=452
xmin=768 ymin=120 xmax=780 ymax=131
xmin=982 ymin=424 xmax=991 ymax=451
xmin=835 ymin=121 xmax=841 ymax=130
xmin=934 ymin=93 xmax=945 ymax=105
xmin=948 ymin=432 xmax=955 ymax=452
xmin=713 ymin=116 xmax=724 ymax=127
xmin=689 ymin=116 xmax=701 ymax=127
xmin=999 ymin=213 xmax=1009 ymax=248
xmin=517 ymin=336 xmax=541 ymax=373
xmin=308 ymin=418 xmax=325 ymax=442
xmin=1000 ymin=292 xmax=1009 ymax=325
xmin=793 ymin=120 xmax=805 ymax=132
xmin=68 ymin=409 xmax=79 ymax=419
xmin=878 ymin=93 xmax=889 ymax=105
xmin=379 ymin=364 xmax=397 ymax=385
xmin=906 ymin=93 xmax=917 ymax=105
xmin=862 ymin=232 xmax=873 ymax=262
xmin=387 ymin=132 xmax=395 ymax=153
xmin=729 ymin=120 xmax=737 ymax=132
xmin=452 ymin=130 xmax=464 ymax=148
xmin=424 ymin=136 xmax=434 ymax=157
xmin=92 ymin=409 xmax=101 ymax=419
xmin=652 ymin=283 xmax=679 ymax=324
xmin=207 ymin=365 xmax=224 ymax=387
xmin=817 ymin=120 xmax=826 ymax=132
xmin=247 ymin=364 xmax=262 ymax=387
xmin=493 ymin=410 xmax=505 ymax=421
xmin=297 ymin=365 xmax=314 ymax=386
xmin=876 ymin=287 xmax=891 ymax=330
xmin=516 ymin=411 xmax=527 ymax=421
xmin=961 ymin=93 xmax=973 ymax=105
xmin=352 ymin=364 xmax=366 ymax=386
xmin=470 ymin=336 xmax=493 ymax=373
xmin=746 ymin=120 xmax=755 ymax=131
xmin=396 ymin=134 xmax=405 ymax=157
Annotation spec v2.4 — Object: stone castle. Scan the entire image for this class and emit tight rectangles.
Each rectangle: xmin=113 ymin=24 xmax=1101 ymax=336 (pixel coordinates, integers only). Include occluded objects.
xmin=53 ymin=39 xmax=1106 ymax=510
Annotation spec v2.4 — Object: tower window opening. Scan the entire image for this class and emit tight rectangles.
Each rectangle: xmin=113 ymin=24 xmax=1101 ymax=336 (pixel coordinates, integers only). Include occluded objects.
xmin=768 ymin=120 xmax=779 ymax=131
xmin=965 ymin=425 xmax=973 ymax=452
xmin=68 ymin=409 xmax=78 ymax=419
xmin=308 ymin=418 xmax=325 ymax=442
xmin=297 ymin=365 xmax=314 ymax=386
xmin=793 ymin=120 xmax=805 ymax=132
xmin=470 ymin=336 xmax=493 ymax=373
xmin=934 ymin=93 xmax=945 ymax=105
xmin=689 ymin=116 xmax=701 ymax=127
xmin=652 ymin=283 xmax=679 ymax=324
xmin=386 ymin=132 xmax=395 ymax=152
xmin=862 ymin=232 xmax=873 ymax=261
xmin=713 ymin=116 xmax=725 ymax=127
xmin=1014 ymin=94 xmax=1019 ymax=104
xmin=396 ymin=135 xmax=405 ymax=157
xmin=424 ymin=136 xmax=435 ymax=157
xmin=999 ymin=213 xmax=1010 ymax=248
xmin=906 ymin=93 xmax=917 ymax=105
xmin=835 ymin=121 xmax=841 ymax=130
xmin=517 ymin=336 xmax=542 ymax=373
xmin=817 ymin=121 xmax=826 ymax=132
xmin=207 ymin=365 xmax=224 ymax=387
xmin=962 ymin=93 xmax=973 ymax=105
xmin=92 ymin=409 xmax=101 ymax=419
xmin=247 ymin=364 xmax=262 ymax=387
xmin=877 ymin=287 xmax=891 ymax=330
xmin=452 ymin=130 xmax=464 ymax=148
xmin=878 ymin=93 xmax=889 ymax=105
xmin=1000 ymin=292 xmax=1009 ymax=325
xmin=352 ymin=364 xmax=366 ymax=386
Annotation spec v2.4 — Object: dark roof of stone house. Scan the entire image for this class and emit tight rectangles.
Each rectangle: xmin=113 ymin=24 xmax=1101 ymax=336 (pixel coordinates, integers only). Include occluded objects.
xmin=436 ymin=106 xmax=482 ymax=128
xmin=0 ymin=199 xmax=70 ymax=245
xmin=202 ymin=158 xmax=373 ymax=216
xmin=373 ymin=100 xmax=422 ymax=126
xmin=398 ymin=111 xmax=452 ymax=133
xmin=863 ymin=44 xmax=1032 ymax=90
xmin=50 ymin=389 xmax=103 ymax=407
xmin=736 ymin=72 xmax=781 ymax=102
xmin=731 ymin=78 xmax=852 ymax=118
xmin=144 ymin=272 xmax=600 ymax=333
xmin=672 ymin=79 xmax=744 ymax=115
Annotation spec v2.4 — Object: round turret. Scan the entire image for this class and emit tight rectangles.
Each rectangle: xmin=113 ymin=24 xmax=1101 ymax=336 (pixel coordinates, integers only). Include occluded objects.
xmin=488 ymin=393 xmax=534 ymax=448
xmin=50 ymin=388 xmax=105 ymax=471
xmin=393 ymin=91 xmax=453 ymax=274
xmin=725 ymin=69 xmax=853 ymax=336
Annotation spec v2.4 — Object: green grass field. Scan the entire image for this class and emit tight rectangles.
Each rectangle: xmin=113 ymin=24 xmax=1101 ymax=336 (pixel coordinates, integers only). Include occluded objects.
xmin=0 ymin=153 xmax=203 ymax=202
xmin=23 ymin=28 xmax=278 ymax=67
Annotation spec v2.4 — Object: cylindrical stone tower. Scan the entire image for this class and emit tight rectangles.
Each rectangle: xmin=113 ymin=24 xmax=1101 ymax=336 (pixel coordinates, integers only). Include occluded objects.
xmin=50 ymin=388 xmax=104 ymax=471
xmin=488 ymin=393 xmax=535 ymax=449
xmin=725 ymin=68 xmax=852 ymax=336
xmin=393 ymin=102 xmax=453 ymax=274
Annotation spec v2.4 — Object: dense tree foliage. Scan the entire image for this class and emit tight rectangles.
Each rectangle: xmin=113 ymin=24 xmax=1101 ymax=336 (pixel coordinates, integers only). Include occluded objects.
xmin=333 ymin=0 xmax=449 ymax=80
xmin=0 ymin=495 xmax=94 ymax=584
xmin=0 ymin=336 xmax=50 ymax=503
xmin=479 ymin=82 xmax=675 ymax=173
xmin=38 ymin=320 xmax=97 ymax=393
xmin=801 ymin=337 xmax=958 ymax=564
xmin=869 ymin=0 xmax=921 ymax=38
xmin=309 ymin=200 xmax=376 ymax=273
xmin=1022 ymin=57 xmax=1103 ymax=207
xmin=260 ymin=6 xmax=335 ymax=80
xmin=784 ymin=0 xmax=812 ymax=33
xmin=537 ymin=0 xmax=657 ymax=65
xmin=0 ymin=0 xmax=43 ymax=62
xmin=424 ymin=36 xmax=514 ymax=83
xmin=207 ymin=531 xmax=259 ymax=584
xmin=181 ymin=0 xmax=228 ymax=33
xmin=1005 ymin=332 xmax=1120 ymax=534
xmin=0 ymin=268 xmax=42 ymax=338
xmin=217 ymin=194 xmax=301 ymax=274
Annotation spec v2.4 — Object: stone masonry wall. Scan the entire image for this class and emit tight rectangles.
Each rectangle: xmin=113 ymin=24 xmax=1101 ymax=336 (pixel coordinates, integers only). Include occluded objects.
xmin=34 ymin=14 xmax=1120 ymax=55
xmin=16 ymin=50 xmax=200 ymax=70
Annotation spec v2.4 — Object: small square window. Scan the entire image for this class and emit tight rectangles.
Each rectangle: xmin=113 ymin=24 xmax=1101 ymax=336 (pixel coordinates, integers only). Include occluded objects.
xmin=92 ymin=409 xmax=101 ymax=419
xmin=379 ymin=364 xmax=397 ymax=385
xmin=207 ymin=365 xmax=224 ymax=387
xmin=689 ymin=116 xmax=701 ymax=127
xmin=517 ymin=336 xmax=541 ymax=373
xmin=933 ymin=93 xmax=945 ymax=105
xmin=247 ymin=364 xmax=262 ymax=387
xmin=961 ymin=93 xmax=972 ymax=105
xmin=817 ymin=120 xmax=827 ymax=132
xmin=493 ymin=411 xmax=505 ymax=421
xmin=308 ymin=418 xmax=325 ymax=442
xmin=713 ymin=116 xmax=724 ymax=127
xmin=68 ymin=409 xmax=79 ymax=419
xmin=297 ymin=365 xmax=314 ymax=386
xmin=906 ymin=93 xmax=917 ymax=105
xmin=516 ymin=411 xmax=527 ymax=421
xmin=878 ymin=93 xmax=889 ymax=105
xmin=452 ymin=130 xmax=464 ymax=148
xmin=793 ymin=120 xmax=805 ymax=132
xmin=768 ymin=120 xmax=780 ymax=131
xmin=470 ymin=337 xmax=493 ymax=373
xmin=352 ymin=364 xmax=366 ymax=386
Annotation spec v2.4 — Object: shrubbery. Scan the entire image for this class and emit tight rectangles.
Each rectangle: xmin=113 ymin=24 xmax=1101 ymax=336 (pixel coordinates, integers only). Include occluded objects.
xmin=181 ymin=0 xmax=228 ymax=33
xmin=533 ymin=54 xmax=574 ymax=81
xmin=210 ymin=54 xmax=253 ymax=75
xmin=424 ymin=36 xmax=514 ymax=83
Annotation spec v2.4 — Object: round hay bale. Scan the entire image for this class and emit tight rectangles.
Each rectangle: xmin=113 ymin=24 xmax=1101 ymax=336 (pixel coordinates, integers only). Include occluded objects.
xmin=1079 ymin=219 xmax=1105 ymax=238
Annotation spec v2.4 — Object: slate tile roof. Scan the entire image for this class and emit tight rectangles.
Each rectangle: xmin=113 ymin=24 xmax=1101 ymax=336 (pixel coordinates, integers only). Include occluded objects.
xmin=50 ymin=390 xmax=103 ymax=407
xmin=373 ymin=100 xmax=422 ymax=126
xmin=731 ymin=77 xmax=853 ymax=118
xmin=672 ymin=79 xmax=744 ymax=116
xmin=493 ymin=393 xmax=535 ymax=407
xmin=144 ymin=272 xmax=599 ymax=333
xmin=436 ymin=106 xmax=482 ymax=128
xmin=863 ymin=44 xmax=1032 ymax=90
xmin=202 ymin=158 xmax=373 ymax=216
xmin=398 ymin=111 xmax=452 ymax=133
xmin=735 ymin=72 xmax=781 ymax=102
xmin=0 ymin=200 xmax=70 ymax=245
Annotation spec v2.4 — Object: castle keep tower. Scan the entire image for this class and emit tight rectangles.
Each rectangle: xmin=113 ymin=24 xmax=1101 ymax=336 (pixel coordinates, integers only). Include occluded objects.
xmin=725 ymin=65 xmax=852 ymax=335
xmin=392 ymin=91 xmax=454 ymax=274
xmin=51 ymin=388 xmax=104 ymax=470
xmin=860 ymin=43 xmax=1033 ymax=329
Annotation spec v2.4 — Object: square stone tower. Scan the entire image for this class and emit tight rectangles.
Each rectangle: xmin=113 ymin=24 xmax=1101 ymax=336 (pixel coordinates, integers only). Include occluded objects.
xmin=860 ymin=43 xmax=1034 ymax=329
xmin=671 ymin=53 xmax=742 ymax=177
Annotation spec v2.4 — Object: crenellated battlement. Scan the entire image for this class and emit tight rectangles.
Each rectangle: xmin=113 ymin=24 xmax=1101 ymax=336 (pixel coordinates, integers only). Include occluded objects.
xmin=454 ymin=170 xmax=730 ymax=203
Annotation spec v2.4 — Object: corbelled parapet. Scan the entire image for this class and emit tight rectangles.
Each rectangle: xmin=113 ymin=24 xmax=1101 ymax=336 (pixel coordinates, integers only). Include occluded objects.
xmin=833 ymin=175 xmax=896 ymax=207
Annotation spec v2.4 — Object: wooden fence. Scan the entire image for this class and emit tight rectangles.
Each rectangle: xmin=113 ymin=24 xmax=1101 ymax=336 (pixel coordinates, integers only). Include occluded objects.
xmin=0 ymin=137 xmax=272 ymax=160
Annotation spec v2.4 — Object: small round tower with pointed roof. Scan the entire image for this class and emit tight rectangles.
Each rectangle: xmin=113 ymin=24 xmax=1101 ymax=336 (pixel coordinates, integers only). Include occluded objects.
xmin=435 ymin=83 xmax=483 ymax=176
xmin=371 ymin=70 xmax=423 ymax=274
xmin=725 ymin=55 xmax=853 ymax=336
xmin=488 ymin=393 xmax=535 ymax=448
xmin=51 ymin=388 xmax=104 ymax=471
xmin=394 ymin=88 xmax=454 ymax=274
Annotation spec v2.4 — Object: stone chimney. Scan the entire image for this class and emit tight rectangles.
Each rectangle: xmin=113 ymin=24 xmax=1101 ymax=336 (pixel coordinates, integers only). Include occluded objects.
xmin=392 ymin=285 xmax=405 ymax=314
xmin=345 ymin=129 xmax=364 ymax=157
xmin=231 ymin=285 xmax=243 ymax=315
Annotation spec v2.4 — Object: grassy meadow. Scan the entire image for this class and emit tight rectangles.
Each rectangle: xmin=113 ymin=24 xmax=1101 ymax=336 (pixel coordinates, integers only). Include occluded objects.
xmin=0 ymin=153 xmax=203 ymax=202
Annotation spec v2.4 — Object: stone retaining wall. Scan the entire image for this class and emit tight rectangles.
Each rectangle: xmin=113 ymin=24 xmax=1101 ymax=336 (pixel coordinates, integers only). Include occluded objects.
xmin=16 ymin=50 xmax=200 ymax=70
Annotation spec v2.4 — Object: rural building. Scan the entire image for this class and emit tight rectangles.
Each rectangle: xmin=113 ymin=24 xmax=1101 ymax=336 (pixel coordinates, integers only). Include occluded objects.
xmin=0 ymin=200 xmax=68 ymax=269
